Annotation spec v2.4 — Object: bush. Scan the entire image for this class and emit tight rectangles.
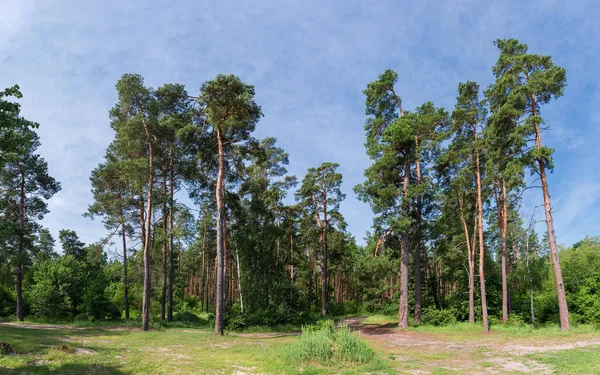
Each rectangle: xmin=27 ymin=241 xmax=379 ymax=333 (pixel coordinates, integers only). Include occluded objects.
xmin=0 ymin=285 xmax=15 ymax=317
xmin=173 ymin=310 xmax=204 ymax=324
xmin=329 ymin=301 xmax=361 ymax=316
xmin=504 ymin=314 xmax=527 ymax=327
xmin=572 ymin=271 xmax=600 ymax=324
xmin=82 ymin=271 xmax=119 ymax=321
xmin=29 ymin=256 xmax=84 ymax=318
xmin=420 ymin=307 xmax=458 ymax=326
xmin=284 ymin=320 xmax=374 ymax=364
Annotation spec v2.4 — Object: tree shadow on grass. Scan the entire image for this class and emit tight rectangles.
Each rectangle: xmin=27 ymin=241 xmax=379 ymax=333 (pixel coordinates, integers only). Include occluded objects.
xmin=357 ymin=323 xmax=398 ymax=335
xmin=0 ymin=324 xmax=126 ymax=354
xmin=1 ymin=363 xmax=128 ymax=375
xmin=0 ymin=324 xmax=129 ymax=375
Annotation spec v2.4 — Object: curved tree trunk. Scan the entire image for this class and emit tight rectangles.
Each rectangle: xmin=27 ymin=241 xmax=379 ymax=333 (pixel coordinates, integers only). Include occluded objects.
xmin=531 ymin=97 xmax=569 ymax=331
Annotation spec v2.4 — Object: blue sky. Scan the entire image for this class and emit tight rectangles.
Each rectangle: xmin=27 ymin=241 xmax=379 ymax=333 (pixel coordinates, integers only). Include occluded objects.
xmin=1 ymin=0 xmax=599 ymax=252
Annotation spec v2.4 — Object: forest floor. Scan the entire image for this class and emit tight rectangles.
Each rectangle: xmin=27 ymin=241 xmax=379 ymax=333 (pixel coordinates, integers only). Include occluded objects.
xmin=1 ymin=317 xmax=600 ymax=374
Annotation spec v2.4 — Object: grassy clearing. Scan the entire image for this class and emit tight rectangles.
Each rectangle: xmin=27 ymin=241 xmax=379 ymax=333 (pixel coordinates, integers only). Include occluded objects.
xmin=529 ymin=346 xmax=600 ymax=374
xmin=0 ymin=321 xmax=389 ymax=375
xmin=2 ymin=318 xmax=600 ymax=374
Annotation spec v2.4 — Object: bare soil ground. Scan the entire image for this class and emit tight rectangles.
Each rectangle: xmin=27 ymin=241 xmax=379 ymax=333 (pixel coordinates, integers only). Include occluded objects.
xmin=342 ymin=317 xmax=600 ymax=374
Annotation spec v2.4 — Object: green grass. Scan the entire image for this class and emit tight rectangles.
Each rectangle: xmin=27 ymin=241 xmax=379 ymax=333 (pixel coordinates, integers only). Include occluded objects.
xmin=529 ymin=346 xmax=600 ymax=374
xmin=282 ymin=320 xmax=379 ymax=371
xmin=0 ymin=321 xmax=389 ymax=375
xmin=361 ymin=314 xmax=397 ymax=325
xmin=2 ymin=317 xmax=600 ymax=374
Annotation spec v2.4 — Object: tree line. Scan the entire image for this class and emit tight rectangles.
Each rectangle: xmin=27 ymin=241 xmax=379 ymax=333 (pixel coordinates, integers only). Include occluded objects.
xmin=0 ymin=38 xmax=592 ymax=334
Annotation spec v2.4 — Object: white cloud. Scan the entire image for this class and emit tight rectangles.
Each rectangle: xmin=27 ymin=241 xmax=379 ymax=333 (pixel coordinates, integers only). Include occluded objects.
xmin=1 ymin=0 xmax=599 ymax=247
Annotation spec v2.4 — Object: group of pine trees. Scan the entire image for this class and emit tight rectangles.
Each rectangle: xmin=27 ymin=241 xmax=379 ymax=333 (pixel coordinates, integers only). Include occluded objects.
xmin=0 ymin=38 xmax=588 ymax=334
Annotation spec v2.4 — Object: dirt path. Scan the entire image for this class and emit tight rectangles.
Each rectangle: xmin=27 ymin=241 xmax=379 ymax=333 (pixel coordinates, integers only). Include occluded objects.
xmin=339 ymin=317 xmax=600 ymax=374
xmin=0 ymin=322 xmax=84 ymax=330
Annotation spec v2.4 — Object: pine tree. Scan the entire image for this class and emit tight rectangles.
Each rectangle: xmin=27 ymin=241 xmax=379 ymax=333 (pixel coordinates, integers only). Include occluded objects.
xmin=490 ymin=39 xmax=570 ymax=331
xmin=357 ymin=69 xmax=414 ymax=329
xmin=0 ymin=125 xmax=60 ymax=321
xmin=297 ymin=162 xmax=345 ymax=317
xmin=197 ymin=74 xmax=262 ymax=335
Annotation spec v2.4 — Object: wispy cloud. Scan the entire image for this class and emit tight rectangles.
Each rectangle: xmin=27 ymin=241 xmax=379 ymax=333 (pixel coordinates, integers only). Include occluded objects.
xmin=1 ymin=0 xmax=598 ymax=247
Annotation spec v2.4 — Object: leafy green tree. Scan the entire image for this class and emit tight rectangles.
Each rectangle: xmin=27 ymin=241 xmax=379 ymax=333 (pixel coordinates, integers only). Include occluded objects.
xmin=29 ymin=255 xmax=84 ymax=318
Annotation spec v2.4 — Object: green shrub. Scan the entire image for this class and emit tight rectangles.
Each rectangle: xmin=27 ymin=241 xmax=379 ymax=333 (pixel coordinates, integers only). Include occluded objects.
xmin=504 ymin=314 xmax=527 ymax=327
xmin=0 ymin=285 xmax=15 ymax=317
xmin=173 ymin=310 xmax=204 ymax=324
xmin=329 ymin=301 xmax=361 ymax=316
xmin=421 ymin=307 xmax=458 ymax=326
xmin=29 ymin=256 xmax=84 ymax=318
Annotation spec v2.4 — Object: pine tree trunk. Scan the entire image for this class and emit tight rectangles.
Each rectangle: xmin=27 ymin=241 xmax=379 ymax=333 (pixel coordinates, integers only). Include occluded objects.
xmin=414 ymin=143 xmax=423 ymax=324
xmin=313 ymin=242 xmax=318 ymax=309
xmin=121 ymin=212 xmax=129 ymax=320
xmin=200 ymin=221 xmax=207 ymax=311
xmin=532 ymin=99 xmax=569 ymax=331
xmin=500 ymin=179 xmax=509 ymax=323
xmin=16 ymin=171 xmax=25 ymax=322
xmin=398 ymin=155 xmax=410 ymax=329
xmin=458 ymin=193 xmax=475 ymax=324
xmin=167 ymin=149 xmax=175 ymax=322
xmin=474 ymin=130 xmax=489 ymax=332
xmin=214 ymin=128 xmax=226 ymax=335
xmin=235 ymin=243 xmax=244 ymax=315
xmin=161 ymin=173 xmax=168 ymax=321
xmin=321 ymin=196 xmax=328 ymax=317
xmin=289 ymin=231 xmax=295 ymax=282
xmin=140 ymin=106 xmax=154 ymax=332
xmin=139 ymin=191 xmax=146 ymax=250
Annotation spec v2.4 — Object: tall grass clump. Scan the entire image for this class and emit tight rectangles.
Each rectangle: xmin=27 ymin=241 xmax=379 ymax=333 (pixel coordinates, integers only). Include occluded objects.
xmin=283 ymin=320 xmax=374 ymax=365
xmin=334 ymin=323 xmax=374 ymax=363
